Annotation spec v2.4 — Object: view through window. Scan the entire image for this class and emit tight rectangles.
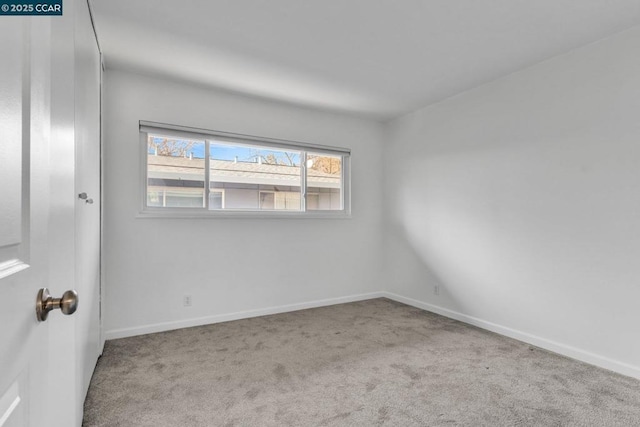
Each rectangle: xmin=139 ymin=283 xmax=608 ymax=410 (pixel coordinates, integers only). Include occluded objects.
xmin=143 ymin=124 xmax=349 ymax=215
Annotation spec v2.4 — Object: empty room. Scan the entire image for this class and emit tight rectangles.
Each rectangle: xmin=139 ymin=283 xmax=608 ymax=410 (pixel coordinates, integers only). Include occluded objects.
xmin=1 ymin=0 xmax=640 ymax=426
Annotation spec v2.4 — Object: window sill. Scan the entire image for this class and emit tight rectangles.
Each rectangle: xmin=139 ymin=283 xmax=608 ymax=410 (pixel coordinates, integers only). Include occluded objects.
xmin=136 ymin=209 xmax=352 ymax=220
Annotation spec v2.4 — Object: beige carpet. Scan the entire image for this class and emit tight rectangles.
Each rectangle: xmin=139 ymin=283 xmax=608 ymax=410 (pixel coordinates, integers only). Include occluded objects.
xmin=83 ymin=299 xmax=640 ymax=426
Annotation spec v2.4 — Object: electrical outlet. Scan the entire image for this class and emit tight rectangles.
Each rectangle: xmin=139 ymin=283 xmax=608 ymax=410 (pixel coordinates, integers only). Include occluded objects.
xmin=183 ymin=294 xmax=192 ymax=307
xmin=433 ymin=285 xmax=440 ymax=296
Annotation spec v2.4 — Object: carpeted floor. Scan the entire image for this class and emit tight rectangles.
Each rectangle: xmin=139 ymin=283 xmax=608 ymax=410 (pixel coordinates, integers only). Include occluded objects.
xmin=83 ymin=298 xmax=640 ymax=426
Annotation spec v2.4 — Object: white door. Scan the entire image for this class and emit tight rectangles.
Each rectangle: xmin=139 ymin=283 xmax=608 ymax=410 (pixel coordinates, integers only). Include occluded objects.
xmin=0 ymin=16 xmax=69 ymax=427
xmin=48 ymin=0 xmax=103 ymax=423
xmin=74 ymin=0 xmax=103 ymax=403
xmin=0 ymin=2 xmax=102 ymax=426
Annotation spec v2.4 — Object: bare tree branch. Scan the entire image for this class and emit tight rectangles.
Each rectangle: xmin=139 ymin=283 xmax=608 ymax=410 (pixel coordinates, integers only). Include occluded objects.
xmin=148 ymin=137 xmax=196 ymax=157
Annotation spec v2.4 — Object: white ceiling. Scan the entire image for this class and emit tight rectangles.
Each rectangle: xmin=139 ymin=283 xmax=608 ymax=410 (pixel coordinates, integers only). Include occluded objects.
xmin=89 ymin=0 xmax=640 ymax=120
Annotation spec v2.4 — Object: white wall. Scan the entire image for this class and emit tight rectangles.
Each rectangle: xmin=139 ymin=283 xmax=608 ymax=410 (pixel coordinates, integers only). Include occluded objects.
xmin=104 ymin=27 xmax=640 ymax=379
xmin=384 ymin=26 xmax=640 ymax=378
xmin=103 ymin=69 xmax=384 ymax=338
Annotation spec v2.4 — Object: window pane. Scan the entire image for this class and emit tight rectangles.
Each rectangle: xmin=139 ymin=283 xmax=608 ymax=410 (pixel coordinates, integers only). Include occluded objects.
xmin=147 ymin=135 xmax=205 ymax=208
xmin=259 ymin=192 xmax=274 ymax=209
xmin=306 ymin=153 xmax=342 ymax=210
xmin=210 ymin=142 xmax=301 ymax=211
xmin=147 ymin=189 xmax=163 ymax=207
xmin=209 ymin=191 xmax=224 ymax=210
xmin=165 ymin=191 xmax=205 ymax=207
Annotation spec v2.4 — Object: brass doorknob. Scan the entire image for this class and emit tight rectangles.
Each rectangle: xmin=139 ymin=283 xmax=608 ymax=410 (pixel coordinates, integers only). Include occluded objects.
xmin=36 ymin=288 xmax=78 ymax=322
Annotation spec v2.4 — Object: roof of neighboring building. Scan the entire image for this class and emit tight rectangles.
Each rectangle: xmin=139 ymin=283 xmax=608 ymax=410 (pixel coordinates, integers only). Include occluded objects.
xmin=147 ymin=155 xmax=340 ymax=187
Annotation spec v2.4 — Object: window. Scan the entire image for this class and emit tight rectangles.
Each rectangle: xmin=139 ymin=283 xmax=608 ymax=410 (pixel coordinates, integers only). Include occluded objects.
xmin=141 ymin=121 xmax=350 ymax=217
xmin=209 ymin=189 xmax=224 ymax=209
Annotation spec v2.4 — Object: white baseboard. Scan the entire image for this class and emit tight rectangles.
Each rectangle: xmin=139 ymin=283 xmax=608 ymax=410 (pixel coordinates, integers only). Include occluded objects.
xmin=381 ymin=292 xmax=640 ymax=380
xmin=104 ymin=292 xmax=385 ymax=340
xmin=104 ymin=290 xmax=639 ymax=380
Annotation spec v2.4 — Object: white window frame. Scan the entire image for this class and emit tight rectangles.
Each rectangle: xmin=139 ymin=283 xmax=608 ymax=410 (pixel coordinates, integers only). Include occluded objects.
xmin=139 ymin=121 xmax=351 ymax=218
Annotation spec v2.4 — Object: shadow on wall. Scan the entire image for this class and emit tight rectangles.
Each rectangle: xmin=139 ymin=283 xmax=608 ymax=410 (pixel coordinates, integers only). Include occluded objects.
xmin=385 ymin=216 xmax=453 ymax=308
xmin=388 ymin=148 xmax=544 ymax=322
